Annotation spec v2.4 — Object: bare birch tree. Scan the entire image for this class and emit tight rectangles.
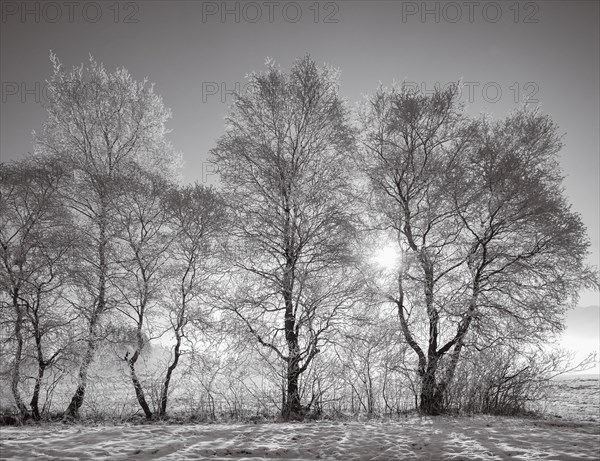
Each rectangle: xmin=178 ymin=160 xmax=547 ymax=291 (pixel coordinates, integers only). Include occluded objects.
xmin=112 ymin=167 xmax=173 ymax=419
xmin=0 ymin=157 xmax=74 ymax=420
xmin=359 ymin=85 xmax=597 ymax=415
xmin=155 ymin=183 xmax=225 ymax=418
xmin=36 ymin=54 xmax=178 ymax=418
xmin=211 ymin=56 xmax=362 ymax=420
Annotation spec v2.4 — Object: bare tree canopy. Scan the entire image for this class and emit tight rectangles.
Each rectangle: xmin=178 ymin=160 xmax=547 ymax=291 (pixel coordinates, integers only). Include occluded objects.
xmin=211 ymin=56 xmax=364 ymax=420
xmin=34 ymin=54 xmax=180 ymax=419
xmin=359 ymin=84 xmax=597 ymax=415
xmin=0 ymin=157 xmax=75 ymax=420
xmin=1 ymin=56 xmax=597 ymax=423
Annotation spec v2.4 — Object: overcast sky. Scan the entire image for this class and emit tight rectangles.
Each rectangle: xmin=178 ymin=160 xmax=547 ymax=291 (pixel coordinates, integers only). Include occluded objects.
xmin=1 ymin=1 xmax=598 ymax=314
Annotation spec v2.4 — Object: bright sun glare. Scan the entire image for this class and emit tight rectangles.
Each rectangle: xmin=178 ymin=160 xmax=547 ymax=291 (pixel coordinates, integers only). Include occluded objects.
xmin=372 ymin=243 xmax=401 ymax=270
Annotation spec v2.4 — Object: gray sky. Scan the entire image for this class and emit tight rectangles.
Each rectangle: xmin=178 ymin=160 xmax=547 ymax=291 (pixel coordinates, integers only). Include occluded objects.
xmin=1 ymin=0 xmax=598 ymax=310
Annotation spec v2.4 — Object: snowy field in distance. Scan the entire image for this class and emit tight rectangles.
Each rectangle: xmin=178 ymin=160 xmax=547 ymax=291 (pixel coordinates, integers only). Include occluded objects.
xmin=544 ymin=375 xmax=599 ymax=423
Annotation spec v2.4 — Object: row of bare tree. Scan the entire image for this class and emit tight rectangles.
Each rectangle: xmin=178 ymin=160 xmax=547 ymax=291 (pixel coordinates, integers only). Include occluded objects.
xmin=1 ymin=55 xmax=596 ymax=421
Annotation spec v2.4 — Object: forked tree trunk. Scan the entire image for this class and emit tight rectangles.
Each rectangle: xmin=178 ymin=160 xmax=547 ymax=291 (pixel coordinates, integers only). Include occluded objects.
xmin=30 ymin=331 xmax=47 ymax=421
xmin=30 ymin=307 xmax=51 ymax=421
xmin=30 ymin=363 xmax=46 ymax=421
xmin=127 ymin=350 xmax=153 ymax=419
xmin=418 ymin=296 xmax=478 ymax=415
xmin=126 ymin=312 xmax=153 ymax=419
xmin=281 ymin=212 xmax=306 ymax=421
xmin=65 ymin=328 xmax=97 ymax=419
xmin=419 ymin=366 xmax=444 ymax=415
xmin=283 ymin=340 xmax=303 ymax=420
xmin=282 ymin=268 xmax=306 ymax=420
xmin=11 ymin=292 xmax=29 ymax=420
xmin=158 ymin=330 xmax=182 ymax=418
xmin=66 ymin=206 xmax=108 ymax=419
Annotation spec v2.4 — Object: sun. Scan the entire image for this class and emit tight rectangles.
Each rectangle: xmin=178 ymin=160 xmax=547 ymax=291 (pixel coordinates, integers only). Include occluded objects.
xmin=372 ymin=242 xmax=401 ymax=271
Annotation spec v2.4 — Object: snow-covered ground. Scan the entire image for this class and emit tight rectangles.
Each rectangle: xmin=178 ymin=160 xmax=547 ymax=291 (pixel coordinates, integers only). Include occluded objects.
xmin=1 ymin=415 xmax=598 ymax=460
xmin=1 ymin=377 xmax=598 ymax=460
